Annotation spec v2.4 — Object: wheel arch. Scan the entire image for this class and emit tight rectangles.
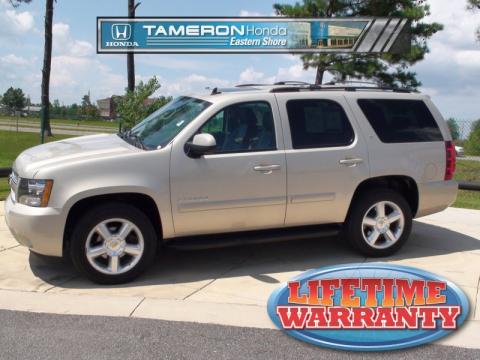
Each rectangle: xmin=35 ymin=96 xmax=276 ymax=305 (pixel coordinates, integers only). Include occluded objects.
xmin=347 ymin=175 xmax=419 ymax=220
xmin=63 ymin=193 xmax=163 ymax=256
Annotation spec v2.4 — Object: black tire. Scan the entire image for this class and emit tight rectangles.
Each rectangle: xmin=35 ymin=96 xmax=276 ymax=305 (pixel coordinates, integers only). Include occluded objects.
xmin=69 ymin=202 xmax=157 ymax=284
xmin=344 ymin=189 xmax=412 ymax=257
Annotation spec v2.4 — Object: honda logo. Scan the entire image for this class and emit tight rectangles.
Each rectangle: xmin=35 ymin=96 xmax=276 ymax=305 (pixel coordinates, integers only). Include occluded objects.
xmin=111 ymin=24 xmax=131 ymax=40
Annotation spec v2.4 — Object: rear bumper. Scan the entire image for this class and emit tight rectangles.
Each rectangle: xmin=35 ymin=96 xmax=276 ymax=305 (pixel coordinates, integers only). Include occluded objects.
xmin=416 ymin=180 xmax=458 ymax=218
xmin=4 ymin=194 xmax=65 ymax=257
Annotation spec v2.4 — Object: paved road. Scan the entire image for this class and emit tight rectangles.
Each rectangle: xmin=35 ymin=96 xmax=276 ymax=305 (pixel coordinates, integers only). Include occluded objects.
xmin=463 ymin=156 xmax=480 ymax=162
xmin=1 ymin=310 xmax=478 ymax=360
xmin=0 ymin=124 xmax=115 ymax=136
xmin=0 ymin=119 xmax=116 ymax=131
xmin=0 ymin=120 xmax=116 ymax=136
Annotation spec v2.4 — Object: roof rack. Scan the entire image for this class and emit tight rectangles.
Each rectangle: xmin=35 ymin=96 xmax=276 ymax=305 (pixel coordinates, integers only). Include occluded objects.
xmin=270 ymin=84 xmax=413 ymax=94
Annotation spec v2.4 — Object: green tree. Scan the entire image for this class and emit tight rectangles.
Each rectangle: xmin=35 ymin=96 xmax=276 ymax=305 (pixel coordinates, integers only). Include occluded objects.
xmin=464 ymin=126 xmax=480 ymax=156
xmin=79 ymin=93 xmax=99 ymax=119
xmin=81 ymin=94 xmax=92 ymax=108
xmin=469 ymin=0 xmax=480 ymax=9
xmin=273 ymin=0 xmax=443 ymax=88
xmin=471 ymin=119 xmax=480 ymax=133
xmin=116 ymin=76 xmax=171 ymax=129
xmin=1 ymin=87 xmax=27 ymax=114
xmin=446 ymin=118 xmax=460 ymax=141
xmin=469 ymin=0 xmax=480 ymax=40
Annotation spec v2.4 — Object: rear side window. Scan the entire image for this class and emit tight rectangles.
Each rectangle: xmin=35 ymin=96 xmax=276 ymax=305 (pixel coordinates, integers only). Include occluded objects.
xmin=357 ymin=99 xmax=443 ymax=143
xmin=286 ymin=99 xmax=355 ymax=149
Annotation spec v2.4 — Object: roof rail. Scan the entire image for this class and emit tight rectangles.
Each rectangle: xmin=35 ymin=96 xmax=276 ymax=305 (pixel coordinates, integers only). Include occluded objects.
xmin=274 ymin=81 xmax=310 ymax=86
xmin=270 ymin=85 xmax=413 ymax=94
xmin=235 ymin=83 xmax=269 ymax=88
xmin=324 ymin=80 xmax=380 ymax=87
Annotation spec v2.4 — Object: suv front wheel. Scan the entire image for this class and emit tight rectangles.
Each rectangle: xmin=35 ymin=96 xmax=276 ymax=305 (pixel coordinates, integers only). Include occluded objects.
xmin=69 ymin=202 xmax=157 ymax=284
xmin=345 ymin=189 xmax=412 ymax=257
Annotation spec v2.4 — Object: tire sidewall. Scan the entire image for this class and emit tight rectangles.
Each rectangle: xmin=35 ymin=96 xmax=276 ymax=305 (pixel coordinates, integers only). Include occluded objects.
xmin=346 ymin=190 xmax=412 ymax=257
xmin=69 ymin=202 xmax=157 ymax=284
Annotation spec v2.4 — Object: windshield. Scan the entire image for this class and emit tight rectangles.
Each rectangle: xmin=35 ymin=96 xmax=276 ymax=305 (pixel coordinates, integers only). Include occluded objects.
xmin=129 ymin=96 xmax=211 ymax=149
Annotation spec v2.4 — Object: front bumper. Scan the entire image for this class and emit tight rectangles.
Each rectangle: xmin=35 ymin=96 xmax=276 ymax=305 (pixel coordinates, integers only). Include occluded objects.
xmin=4 ymin=194 xmax=65 ymax=257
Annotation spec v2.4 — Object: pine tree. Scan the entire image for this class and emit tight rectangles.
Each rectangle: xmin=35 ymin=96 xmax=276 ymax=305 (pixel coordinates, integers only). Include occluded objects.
xmin=274 ymin=0 xmax=443 ymax=88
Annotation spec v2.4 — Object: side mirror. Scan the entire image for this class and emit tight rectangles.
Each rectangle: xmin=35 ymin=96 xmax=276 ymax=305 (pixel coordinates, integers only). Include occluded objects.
xmin=185 ymin=133 xmax=217 ymax=158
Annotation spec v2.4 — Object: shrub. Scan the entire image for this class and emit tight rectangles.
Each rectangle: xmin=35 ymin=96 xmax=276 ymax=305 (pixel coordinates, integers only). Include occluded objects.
xmin=464 ymin=126 xmax=480 ymax=156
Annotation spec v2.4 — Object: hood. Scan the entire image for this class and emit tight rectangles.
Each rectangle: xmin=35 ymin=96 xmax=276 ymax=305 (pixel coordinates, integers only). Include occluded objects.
xmin=13 ymin=134 xmax=138 ymax=177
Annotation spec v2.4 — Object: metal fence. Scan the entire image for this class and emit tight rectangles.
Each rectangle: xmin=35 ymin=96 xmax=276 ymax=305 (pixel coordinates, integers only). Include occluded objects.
xmin=456 ymin=119 xmax=479 ymax=141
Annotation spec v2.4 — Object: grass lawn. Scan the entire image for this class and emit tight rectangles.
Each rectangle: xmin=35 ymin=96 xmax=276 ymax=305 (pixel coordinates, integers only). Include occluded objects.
xmin=453 ymin=159 xmax=480 ymax=210
xmin=0 ymin=116 xmax=118 ymax=128
xmin=0 ymin=130 xmax=74 ymax=200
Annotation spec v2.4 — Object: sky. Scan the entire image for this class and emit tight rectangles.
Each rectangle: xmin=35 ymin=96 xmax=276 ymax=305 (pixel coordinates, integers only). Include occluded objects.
xmin=0 ymin=0 xmax=479 ymax=120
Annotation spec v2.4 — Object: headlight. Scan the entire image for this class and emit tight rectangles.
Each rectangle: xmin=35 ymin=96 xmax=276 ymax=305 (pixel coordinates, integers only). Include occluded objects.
xmin=17 ymin=179 xmax=53 ymax=207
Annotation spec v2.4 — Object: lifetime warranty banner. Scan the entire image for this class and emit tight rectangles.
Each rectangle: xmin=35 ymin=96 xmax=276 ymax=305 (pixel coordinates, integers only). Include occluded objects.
xmin=97 ymin=17 xmax=411 ymax=54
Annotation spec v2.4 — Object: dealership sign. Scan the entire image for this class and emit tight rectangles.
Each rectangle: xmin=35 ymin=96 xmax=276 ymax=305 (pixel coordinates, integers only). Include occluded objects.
xmin=267 ymin=264 xmax=469 ymax=351
xmin=97 ymin=17 xmax=410 ymax=54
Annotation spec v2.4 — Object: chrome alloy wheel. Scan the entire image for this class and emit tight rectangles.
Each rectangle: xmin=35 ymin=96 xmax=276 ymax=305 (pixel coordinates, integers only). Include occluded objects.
xmin=361 ymin=201 xmax=405 ymax=249
xmin=85 ymin=218 xmax=145 ymax=275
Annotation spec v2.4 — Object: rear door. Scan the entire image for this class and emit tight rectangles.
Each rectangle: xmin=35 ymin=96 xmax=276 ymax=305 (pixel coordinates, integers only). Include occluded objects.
xmin=275 ymin=92 xmax=370 ymax=226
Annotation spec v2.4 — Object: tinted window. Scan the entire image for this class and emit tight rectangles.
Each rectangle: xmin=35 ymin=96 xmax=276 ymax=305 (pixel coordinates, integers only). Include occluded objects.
xmin=199 ymin=101 xmax=276 ymax=153
xmin=286 ymin=99 xmax=355 ymax=149
xmin=131 ymin=96 xmax=211 ymax=149
xmin=357 ymin=99 xmax=443 ymax=143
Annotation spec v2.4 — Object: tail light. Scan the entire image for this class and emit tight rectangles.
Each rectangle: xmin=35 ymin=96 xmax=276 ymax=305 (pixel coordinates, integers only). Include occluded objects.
xmin=444 ymin=141 xmax=456 ymax=181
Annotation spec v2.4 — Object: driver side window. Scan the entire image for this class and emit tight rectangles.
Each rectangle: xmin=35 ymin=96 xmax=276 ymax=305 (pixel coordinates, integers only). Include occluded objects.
xmin=199 ymin=101 xmax=276 ymax=154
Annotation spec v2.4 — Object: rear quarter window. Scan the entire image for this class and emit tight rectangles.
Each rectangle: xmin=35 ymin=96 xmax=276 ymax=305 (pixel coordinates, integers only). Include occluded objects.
xmin=286 ymin=99 xmax=355 ymax=149
xmin=357 ymin=99 xmax=444 ymax=143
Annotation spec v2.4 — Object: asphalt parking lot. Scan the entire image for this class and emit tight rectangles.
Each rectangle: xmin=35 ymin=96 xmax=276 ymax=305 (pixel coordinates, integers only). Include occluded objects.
xmin=1 ymin=310 xmax=479 ymax=360
xmin=0 ymin=203 xmax=479 ymax=350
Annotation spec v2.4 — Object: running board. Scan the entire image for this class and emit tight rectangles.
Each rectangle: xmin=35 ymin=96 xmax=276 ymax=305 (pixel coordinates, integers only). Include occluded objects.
xmin=165 ymin=224 xmax=342 ymax=250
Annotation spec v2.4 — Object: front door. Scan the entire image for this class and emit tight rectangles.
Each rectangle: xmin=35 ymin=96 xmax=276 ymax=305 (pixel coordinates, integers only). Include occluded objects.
xmin=170 ymin=97 xmax=287 ymax=236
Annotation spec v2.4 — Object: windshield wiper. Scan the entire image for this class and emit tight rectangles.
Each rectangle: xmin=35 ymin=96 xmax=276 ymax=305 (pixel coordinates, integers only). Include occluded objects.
xmin=118 ymin=129 xmax=147 ymax=150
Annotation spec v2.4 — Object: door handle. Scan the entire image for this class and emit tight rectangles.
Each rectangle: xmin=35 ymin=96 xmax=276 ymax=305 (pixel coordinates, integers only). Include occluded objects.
xmin=339 ymin=158 xmax=364 ymax=167
xmin=253 ymin=164 xmax=281 ymax=174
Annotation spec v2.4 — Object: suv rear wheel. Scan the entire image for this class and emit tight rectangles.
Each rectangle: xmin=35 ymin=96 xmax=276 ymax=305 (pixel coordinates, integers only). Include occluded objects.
xmin=345 ymin=190 xmax=412 ymax=257
xmin=69 ymin=202 xmax=157 ymax=284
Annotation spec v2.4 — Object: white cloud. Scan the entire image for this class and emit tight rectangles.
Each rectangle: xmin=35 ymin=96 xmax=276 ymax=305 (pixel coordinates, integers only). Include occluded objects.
xmin=0 ymin=0 xmax=34 ymax=38
xmin=414 ymin=0 xmax=480 ymax=118
xmin=150 ymin=73 xmax=232 ymax=96
xmin=53 ymin=22 xmax=94 ymax=57
xmin=239 ymin=66 xmax=271 ymax=83
xmin=41 ymin=21 xmax=120 ymax=103
xmin=0 ymin=53 xmax=30 ymax=66
xmin=238 ymin=60 xmax=325 ymax=85
xmin=136 ymin=55 xmax=209 ymax=70
xmin=239 ymin=10 xmax=262 ymax=17
xmin=454 ymin=50 xmax=480 ymax=68
xmin=50 ymin=55 xmax=126 ymax=103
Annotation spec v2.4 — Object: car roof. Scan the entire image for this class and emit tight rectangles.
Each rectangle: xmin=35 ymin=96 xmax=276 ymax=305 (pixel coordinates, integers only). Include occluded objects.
xmin=192 ymin=83 xmax=427 ymax=103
